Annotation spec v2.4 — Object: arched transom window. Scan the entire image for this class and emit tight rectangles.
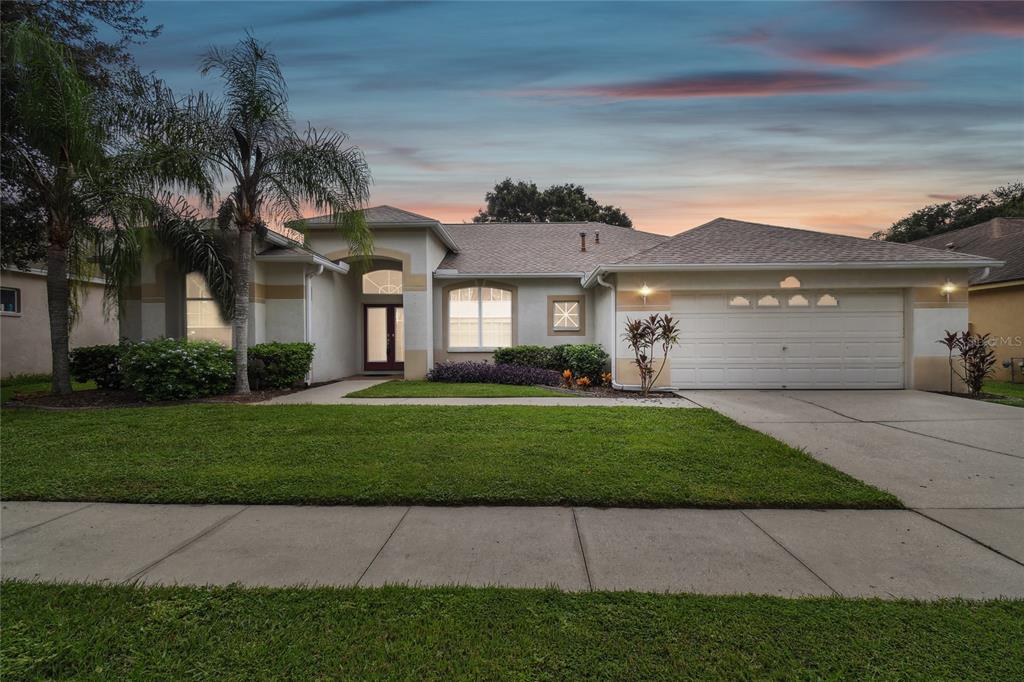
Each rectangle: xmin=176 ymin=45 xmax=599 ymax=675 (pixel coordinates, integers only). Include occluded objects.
xmin=362 ymin=270 xmax=403 ymax=294
xmin=448 ymin=285 xmax=512 ymax=349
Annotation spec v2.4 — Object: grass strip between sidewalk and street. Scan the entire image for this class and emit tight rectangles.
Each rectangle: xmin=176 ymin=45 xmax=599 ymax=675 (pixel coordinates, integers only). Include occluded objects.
xmin=3 ymin=581 xmax=1021 ymax=680
xmin=1 ymin=404 xmax=899 ymax=508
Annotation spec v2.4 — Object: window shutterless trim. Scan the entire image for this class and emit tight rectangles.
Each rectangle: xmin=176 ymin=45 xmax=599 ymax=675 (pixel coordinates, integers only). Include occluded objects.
xmin=442 ymin=280 xmax=517 ymax=351
xmin=547 ymin=294 xmax=586 ymax=336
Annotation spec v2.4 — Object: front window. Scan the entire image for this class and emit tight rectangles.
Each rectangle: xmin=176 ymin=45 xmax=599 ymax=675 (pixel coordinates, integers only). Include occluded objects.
xmin=1 ymin=287 xmax=21 ymax=314
xmin=362 ymin=269 xmax=402 ymax=294
xmin=448 ymin=285 xmax=512 ymax=349
xmin=186 ymin=272 xmax=230 ymax=345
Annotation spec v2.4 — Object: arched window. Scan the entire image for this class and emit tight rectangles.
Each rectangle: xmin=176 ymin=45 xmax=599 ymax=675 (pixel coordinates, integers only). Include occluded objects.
xmin=448 ymin=285 xmax=512 ymax=349
xmin=186 ymin=272 xmax=230 ymax=345
xmin=817 ymin=293 xmax=839 ymax=307
xmin=362 ymin=270 xmax=402 ymax=294
xmin=757 ymin=294 xmax=780 ymax=307
xmin=788 ymin=294 xmax=810 ymax=307
xmin=728 ymin=295 xmax=751 ymax=307
xmin=779 ymin=276 xmax=801 ymax=288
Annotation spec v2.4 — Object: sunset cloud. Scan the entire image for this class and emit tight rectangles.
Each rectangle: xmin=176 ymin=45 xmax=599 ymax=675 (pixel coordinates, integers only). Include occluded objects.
xmin=519 ymin=71 xmax=895 ymax=100
xmin=873 ymin=1 xmax=1024 ymax=37
xmin=723 ymin=28 xmax=937 ymax=69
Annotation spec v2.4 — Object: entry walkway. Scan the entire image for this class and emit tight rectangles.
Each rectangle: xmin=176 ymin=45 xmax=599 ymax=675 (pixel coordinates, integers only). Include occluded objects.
xmin=263 ymin=378 xmax=699 ymax=407
xmin=3 ymin=501 xmax=1022 ymax=600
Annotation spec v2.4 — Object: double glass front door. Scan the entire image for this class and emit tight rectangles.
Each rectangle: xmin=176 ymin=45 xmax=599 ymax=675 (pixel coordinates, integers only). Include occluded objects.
xmin=364 ymin=304 xmax=404 ymax=371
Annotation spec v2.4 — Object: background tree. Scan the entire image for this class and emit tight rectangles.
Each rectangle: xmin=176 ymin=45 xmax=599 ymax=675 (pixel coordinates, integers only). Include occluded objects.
xmin=474 ymin=179 xmax=633 ymax=228
xmin=140 ymin=35 xmax=373 ymax=394
xmin=1 ymin=0 xmax=160 ymax=270
xmin=874 ymin=182 xmax=1024 ymax=242
xmin=3 ymin=22 xmax=231 ymax=395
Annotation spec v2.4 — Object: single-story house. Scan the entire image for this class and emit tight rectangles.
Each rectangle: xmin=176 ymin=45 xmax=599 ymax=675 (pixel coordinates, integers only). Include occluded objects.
xmin=910 ymin=217 xmax=1023 ymax=381
xmin=122 ymin=205 xmax=1001 ymax=390
xmin=1 ymin=267 xmax=118 ymax=377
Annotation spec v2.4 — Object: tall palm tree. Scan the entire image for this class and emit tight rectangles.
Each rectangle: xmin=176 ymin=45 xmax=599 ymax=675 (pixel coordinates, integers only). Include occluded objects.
xmin=2 ymin=22 xmax=233 ymax=394
xmin=141 ymin=35 xmax=373 ymax=394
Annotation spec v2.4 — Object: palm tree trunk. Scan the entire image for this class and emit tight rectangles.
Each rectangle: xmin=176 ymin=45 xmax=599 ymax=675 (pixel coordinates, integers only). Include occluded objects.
xmin=232 ymin=225 xmax=252 ymax=394
xmin=46 ymin=237 xmax=74 ymax=395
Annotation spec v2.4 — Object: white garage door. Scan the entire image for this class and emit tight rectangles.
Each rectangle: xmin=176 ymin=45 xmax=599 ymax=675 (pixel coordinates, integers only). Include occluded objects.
xmin=669 ymin=290 xmax=904 ymax=389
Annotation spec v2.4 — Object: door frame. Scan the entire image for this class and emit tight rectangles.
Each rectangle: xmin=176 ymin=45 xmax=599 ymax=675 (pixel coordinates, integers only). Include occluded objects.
xmin=363 ymin=303 xmax=404 ymax=371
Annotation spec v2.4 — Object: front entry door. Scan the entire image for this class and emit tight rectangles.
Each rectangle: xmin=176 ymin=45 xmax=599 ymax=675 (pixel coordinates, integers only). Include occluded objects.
xmin=364 ymin=304 xmax=404 ymax=371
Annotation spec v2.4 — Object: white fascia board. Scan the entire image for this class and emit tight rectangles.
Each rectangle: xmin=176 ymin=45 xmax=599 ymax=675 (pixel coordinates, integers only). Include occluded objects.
xmin=581 ymin=260 xmax=1004 ymax=288
xmin=255 ymin=253 xmax=349 ymax=274
xmin=433 ymin=271 xmax=584 ymax=279
xmin=7 ymin=266 xmax=106 ymax=285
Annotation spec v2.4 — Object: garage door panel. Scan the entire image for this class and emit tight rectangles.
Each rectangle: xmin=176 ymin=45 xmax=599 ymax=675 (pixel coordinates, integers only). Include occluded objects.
xmin=669 ymin=291 xmax=905 ymax=389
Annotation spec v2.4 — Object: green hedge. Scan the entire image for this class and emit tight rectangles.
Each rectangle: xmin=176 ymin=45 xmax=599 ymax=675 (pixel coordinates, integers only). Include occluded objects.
xmin=121 ymin=339 xmax=234 ymax=401
xmin=70 ymin=342 xmax=129 ymax=389
xmin=248 ymin=342 xmax=314 ymax=389
xmin=493 ymin=343 xmax=609 ymax=380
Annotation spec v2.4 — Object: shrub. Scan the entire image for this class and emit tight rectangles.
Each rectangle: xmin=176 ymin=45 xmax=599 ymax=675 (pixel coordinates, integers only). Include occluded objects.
xmin=248 ymin=342 xmax=314 ymax=389
xmin=121 ymin=338 xmax=234 ymax=401
xmin=937 ymin=330 xmax=997 ymax=397
xmin=428 ymin=361 xmax=561 ymax=386
xmin=70 ymin=342 xmax=131 ymax=389
xmin=493 ymin=345 xmax=561 ymax=370
xmin=560 ymin=344 xmax=610 ymax=381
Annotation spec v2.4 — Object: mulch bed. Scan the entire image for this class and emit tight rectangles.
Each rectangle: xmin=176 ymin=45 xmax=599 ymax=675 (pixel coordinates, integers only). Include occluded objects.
xmin=542 ymin=385 xmax=677 ymax=400
xmin=932 ymin=390 xmax=1011 ymax=401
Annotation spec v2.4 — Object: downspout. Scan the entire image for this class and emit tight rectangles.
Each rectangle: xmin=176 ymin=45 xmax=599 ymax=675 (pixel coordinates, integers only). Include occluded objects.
xmin=595 ymin=272 xmax=629 ymax=391
xmin=304 ymin=264 xmax=325 ymax=384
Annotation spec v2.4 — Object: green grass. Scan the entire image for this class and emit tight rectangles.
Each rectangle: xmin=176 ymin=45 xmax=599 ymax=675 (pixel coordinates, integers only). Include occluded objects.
xmin=0 ymin=374 xmax=94 ymax=403
xmin=3 ymin=582 xmax=1021 ymax=680
xmin=984 ymin=380 xmax=1024 ymax=408
xmin=0 ymin=404 xmax=898 ymax=508
xmin=347 ymin=380 xmax=571 ymax=398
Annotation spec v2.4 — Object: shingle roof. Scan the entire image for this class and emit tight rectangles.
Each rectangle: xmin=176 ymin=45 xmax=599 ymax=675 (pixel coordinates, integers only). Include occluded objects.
xmin=614 ymin=217 xmax=1000 ymax=267
xmin=438 ymin=222 xmax=667 ymax=275
xmin=908 ymin=218 xmax=1024 ymax=286
xmin=303 ymin=205 xmax=439 ymax=226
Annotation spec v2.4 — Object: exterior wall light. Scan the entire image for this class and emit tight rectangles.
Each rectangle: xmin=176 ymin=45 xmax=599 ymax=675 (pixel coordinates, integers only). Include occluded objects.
xmin=940 ymin=280 xmax=956 ymax=302
xmin=639 ymin=283 xmax=652 ymax=304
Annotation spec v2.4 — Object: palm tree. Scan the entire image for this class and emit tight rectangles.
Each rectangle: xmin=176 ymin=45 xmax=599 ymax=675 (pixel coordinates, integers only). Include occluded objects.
xmin=2 ymin=22 xmax=233 ymax=394
xmin=140 ymin=35 xmax=373 ymax=394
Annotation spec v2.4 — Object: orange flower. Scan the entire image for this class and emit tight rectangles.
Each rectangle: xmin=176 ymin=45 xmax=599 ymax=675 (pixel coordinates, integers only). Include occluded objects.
xmin=576 ymin=376 xmax=591 ymax=387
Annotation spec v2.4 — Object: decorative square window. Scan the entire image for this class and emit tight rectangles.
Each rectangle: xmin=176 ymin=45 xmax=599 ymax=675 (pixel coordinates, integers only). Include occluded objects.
xmin=728 ymin=295 xmax=751 ymax=307
xmin=817 ymin=293 xmax=839 ymax=307
xmin=1 ymin=287 xmax=21 ymax=315
xmin=548 ymin=295 xmax=585 ymax=335
xmin=757 ymin=294 xmax=780 ymax=307
xmin=788 ymin=294 xmax=810 ymax=307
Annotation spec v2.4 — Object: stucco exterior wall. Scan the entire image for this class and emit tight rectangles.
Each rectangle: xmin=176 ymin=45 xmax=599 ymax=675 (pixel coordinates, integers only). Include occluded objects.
xmin=969 ymin=282 xmax=1024 ymax=381
xmin=1 ymin=270 xmax=119 ymax=377
xmin=309 ymin=269 xmax=359 ymax=382
xmin=432 ymin=277 xmax=592 ymax=364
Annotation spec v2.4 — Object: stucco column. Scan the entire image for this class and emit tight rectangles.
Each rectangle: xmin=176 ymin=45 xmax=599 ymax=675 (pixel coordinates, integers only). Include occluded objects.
xmin=909 ymin=277 xmax=969 ymax=391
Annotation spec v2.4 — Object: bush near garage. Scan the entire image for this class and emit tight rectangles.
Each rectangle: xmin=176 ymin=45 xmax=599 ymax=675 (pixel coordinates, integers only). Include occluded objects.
xmin=428 ymin=361 xmax=561 ymax=386
xmin=493 ymin=343 xmax=609 ymax=380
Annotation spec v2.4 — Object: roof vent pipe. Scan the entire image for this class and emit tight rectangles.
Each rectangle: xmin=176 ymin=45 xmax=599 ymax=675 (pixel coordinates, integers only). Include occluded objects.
xmin=595 ymin=230 xmax=600 ymax=244
xmin=580 ymin=231 xmax=587 ymax=252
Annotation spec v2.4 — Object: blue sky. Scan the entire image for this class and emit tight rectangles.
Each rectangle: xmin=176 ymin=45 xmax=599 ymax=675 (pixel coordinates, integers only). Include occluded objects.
xmin=131 ymin=1 xmax=1024 ymax=236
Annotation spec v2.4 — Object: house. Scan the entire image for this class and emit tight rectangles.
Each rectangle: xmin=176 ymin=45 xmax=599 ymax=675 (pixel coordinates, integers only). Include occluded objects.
xmin=1 ymin=267 xmax=119 ymax=377
xmin=910 ymin=218 xmax=1024 ymax=381
xmin=121 ymin=206 xmax=1001 ymax=390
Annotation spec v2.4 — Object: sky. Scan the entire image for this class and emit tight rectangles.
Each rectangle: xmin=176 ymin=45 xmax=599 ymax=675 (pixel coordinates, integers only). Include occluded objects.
xmin=129 ymin=1 xmax=1024 ymax=237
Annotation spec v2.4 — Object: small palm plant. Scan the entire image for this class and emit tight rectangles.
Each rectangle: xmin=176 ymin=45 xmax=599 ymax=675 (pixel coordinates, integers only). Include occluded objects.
xmin=137 ymin=34 xmax=373 ymax=393
xmin=623 ymin=314 xmax=680 ymax=396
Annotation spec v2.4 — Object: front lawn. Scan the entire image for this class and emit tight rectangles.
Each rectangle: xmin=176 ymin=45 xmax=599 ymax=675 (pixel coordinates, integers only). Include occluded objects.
xmin=0 ymin=405 xmax=898 ymax=508
xmin=3 ymin=582 xmax=1021 ymax=680
xmin=347 ymin=380 xmax=571 ymax=398
xmin=0 ymin=374 xmax=95 ymax=403
xmin=983 ymin=380 xmax=1024 ymax=408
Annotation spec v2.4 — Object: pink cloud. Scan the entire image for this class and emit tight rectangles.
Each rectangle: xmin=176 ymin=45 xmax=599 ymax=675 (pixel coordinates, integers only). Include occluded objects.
xmin=520 ymin=71 xmax=892 ymax=100
xmin=777 ymin=44 xmax=935 ymax=69
xmin=879 ymin=1 xmax=1024 ymax=37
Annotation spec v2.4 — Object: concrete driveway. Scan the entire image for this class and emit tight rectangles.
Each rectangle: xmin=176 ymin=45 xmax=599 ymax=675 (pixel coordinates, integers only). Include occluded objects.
xmin=677 ymin=389 xmax=1024 ymax=564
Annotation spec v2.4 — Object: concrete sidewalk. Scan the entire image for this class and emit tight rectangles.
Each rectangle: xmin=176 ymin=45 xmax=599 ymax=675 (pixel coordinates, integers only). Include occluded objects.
xmin=263 ymin=378 xmax=699 ymax=407
xmin=3 ymin=501 xmax=1022 ymax=599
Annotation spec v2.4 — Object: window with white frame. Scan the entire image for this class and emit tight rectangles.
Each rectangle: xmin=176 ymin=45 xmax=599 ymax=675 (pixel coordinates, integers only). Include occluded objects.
xmin=186 ymin=272 xmax=231 ymax=345
xmin=362 ymin=269 xmax=402 ymax=294
xmin=448 ymin=285 xmax=512 ymax=349
xmin=1 ymin=287 xmax=21 ymax=314
xmin=552 ymin=300 xmax=580 ymax=331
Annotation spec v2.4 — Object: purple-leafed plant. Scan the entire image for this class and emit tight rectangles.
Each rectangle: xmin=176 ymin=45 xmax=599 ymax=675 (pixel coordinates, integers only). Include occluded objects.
xmin=623 ymin=314 xmax=680 ymax=396
xmin=427 ymin=361 xmax=561 ymax=386
xmin=936 ymin=330 xmax=997 ymax=397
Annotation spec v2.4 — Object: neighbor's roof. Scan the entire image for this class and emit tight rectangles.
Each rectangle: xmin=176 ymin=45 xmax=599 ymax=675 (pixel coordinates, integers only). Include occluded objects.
xmin=908 ymin=218 xmax=1024 ymax=286
xmin=612 ymin=218 xmax=1002 ymax=268
xmin=437 ymin=222 xmax=668 ymax=276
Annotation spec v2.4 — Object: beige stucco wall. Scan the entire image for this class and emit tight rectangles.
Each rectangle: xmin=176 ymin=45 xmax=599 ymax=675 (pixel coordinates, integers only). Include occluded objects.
xmin=969 ymin=282 xmax=1024 ymax=382
xmin=1 ymin=270 xmax=119 ymax=377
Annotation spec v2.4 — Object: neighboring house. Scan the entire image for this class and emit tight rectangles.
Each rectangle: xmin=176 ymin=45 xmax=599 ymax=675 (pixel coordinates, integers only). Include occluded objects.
xmin=122 ymin=206 xmax=1000 ymax=390
xmin=910 ymin=218 xmax=1024 ymax=381
xmin=0 ymin=267 xmax=119 ymax=377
